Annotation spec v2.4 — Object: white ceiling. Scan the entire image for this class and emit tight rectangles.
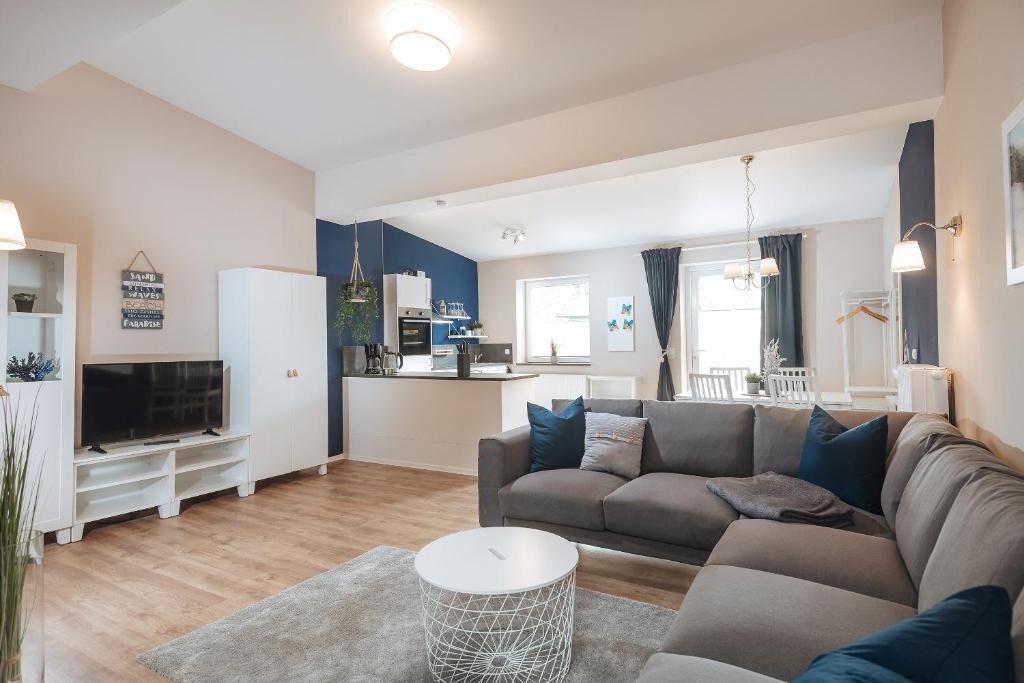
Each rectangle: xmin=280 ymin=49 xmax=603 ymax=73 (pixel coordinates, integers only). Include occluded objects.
xmin=0 ymin=0 xmax=182 ymax=91
xmin=85 ymin=0 xmax=941 ymax=171
xmin=386 ymin=126 xmax=908 ymax=261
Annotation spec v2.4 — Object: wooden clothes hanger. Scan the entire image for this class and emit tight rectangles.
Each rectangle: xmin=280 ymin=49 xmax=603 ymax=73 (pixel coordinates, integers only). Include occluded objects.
xmin=835 ymin=305 xmax=889 ymax=325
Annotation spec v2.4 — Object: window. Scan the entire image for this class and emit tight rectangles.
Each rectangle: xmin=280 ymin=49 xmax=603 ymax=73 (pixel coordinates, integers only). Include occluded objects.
xmin=523 ymin=275 xmax=590 ymax=363
xmin=684 ymin=264 xmax=761 ymax=378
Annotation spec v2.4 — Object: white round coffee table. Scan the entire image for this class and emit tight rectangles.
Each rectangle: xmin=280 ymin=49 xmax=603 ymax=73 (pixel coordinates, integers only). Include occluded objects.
xmin=415 ymin=527 xmax=579 ymax=682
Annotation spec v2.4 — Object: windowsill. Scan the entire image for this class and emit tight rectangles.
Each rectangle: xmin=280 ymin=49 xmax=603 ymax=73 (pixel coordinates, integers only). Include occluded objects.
xmin=518 ymin=361 xmax=592 ymax=367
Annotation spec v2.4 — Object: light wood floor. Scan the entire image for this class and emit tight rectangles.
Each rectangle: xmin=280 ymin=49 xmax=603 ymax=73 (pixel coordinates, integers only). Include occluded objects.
xmin=43 ymin=460 xmax=696 ymax=682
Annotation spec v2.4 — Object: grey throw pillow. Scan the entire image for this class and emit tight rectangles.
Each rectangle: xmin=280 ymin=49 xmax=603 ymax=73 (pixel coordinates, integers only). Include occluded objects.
xmin=580 ymin=412 xmax=648 ymax=480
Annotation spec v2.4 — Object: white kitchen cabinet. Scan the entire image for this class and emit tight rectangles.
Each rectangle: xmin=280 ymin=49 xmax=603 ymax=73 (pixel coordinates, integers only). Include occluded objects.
xmin=219 ymin=268 xmax=327 ymax=481
xmin=393 ymin=273 xmax=431 ymax=310
xmin=0 ymin=238 xmax=77 ymax=540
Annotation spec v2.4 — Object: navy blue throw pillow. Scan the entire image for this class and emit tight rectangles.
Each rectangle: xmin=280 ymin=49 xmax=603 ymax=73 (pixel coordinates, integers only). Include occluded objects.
xmin=527 ymin=397 xmax=587 ymax=473
xmin=798 ymin=405 xmax=888 ymax=513
xmin=796 ymin=585 xmax=1015 ymax=682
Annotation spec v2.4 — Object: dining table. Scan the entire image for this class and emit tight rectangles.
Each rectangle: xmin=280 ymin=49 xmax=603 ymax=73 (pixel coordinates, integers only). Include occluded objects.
xmin=673 ymin=390 xmax=855 ymax=409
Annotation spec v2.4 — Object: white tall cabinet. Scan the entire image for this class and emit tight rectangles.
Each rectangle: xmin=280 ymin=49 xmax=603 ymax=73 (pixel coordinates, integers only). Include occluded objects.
xmin=219 ymin=268 xmax=328 ymax=481
xmin=0 ymin=238 xmax=76 ymax=537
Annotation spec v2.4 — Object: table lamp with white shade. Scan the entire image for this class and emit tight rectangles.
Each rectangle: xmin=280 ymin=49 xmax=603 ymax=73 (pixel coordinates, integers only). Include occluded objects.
xmin=0 ymin=199 xmax=27 ymax=250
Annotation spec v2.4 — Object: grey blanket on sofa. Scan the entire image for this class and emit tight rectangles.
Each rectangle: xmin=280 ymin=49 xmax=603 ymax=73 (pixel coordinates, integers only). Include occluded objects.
xmin=706 ymin=472 xmax=854 ymax=528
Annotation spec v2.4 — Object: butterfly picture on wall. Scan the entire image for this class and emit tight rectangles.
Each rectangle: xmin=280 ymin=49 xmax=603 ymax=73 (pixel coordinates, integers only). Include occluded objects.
xmin=607 ymin=296 xmax=635 ymax=352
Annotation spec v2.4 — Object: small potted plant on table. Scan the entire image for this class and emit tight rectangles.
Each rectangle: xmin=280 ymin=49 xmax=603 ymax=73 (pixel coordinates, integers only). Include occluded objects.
xmin=744 ymin=372 xmax=762 ymax=395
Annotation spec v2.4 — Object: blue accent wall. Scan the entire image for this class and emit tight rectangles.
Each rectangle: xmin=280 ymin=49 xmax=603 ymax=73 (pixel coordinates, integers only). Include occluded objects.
xmin=383 ymin=223 xmax=480 ymax=345
xmin=316 ymin=219 xmax=479 ymax=456
xmin=898 ymin=121 xmax=938 ymax=365
xmin=316 ymin=219 xmax=385 ymax=457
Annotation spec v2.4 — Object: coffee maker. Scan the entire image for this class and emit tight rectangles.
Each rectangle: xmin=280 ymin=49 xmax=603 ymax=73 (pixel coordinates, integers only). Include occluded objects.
xmin=364 ymin=343 xmax=384 ymax=375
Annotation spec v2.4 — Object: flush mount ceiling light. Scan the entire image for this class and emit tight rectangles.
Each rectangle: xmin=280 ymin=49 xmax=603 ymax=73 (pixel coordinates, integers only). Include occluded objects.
xmin=384 ymin=3 xmax=460 ymax=72
xmin=724 ymin=155 xmax=780 ymax=290
xmin=501 ymin=227 xmax=526 ymax=245
xmin=890 ymin=216 xmax=963 ymax=273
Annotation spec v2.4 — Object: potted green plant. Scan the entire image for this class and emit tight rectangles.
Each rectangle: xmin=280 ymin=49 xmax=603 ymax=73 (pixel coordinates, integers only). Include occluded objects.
xmin=744 ymin=371 xmax=762 ymax=395
xmin=469 ymin=321 xmax=484 ymax=337
xmin=550 ymin=339 xmax=559 ymax=364
xmin=1 ymin=394 xmax=43 ymax=683
xmin=334 ymin=281 xmax=379 ymax=345
xmin=10 ymin=293 xmax=36 ymax=314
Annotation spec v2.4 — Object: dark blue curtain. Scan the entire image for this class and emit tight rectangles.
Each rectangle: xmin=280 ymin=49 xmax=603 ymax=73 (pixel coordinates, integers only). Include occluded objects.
xmin=758 ymin=234 xmax=804 ymax=368
xmin=641 ymin=247 xmax=681 ymax=400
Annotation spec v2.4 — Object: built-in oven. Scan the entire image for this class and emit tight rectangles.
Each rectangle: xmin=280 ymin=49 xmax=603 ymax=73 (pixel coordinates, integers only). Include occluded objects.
xmin=397 ymin=308 xmax=432 ymax=356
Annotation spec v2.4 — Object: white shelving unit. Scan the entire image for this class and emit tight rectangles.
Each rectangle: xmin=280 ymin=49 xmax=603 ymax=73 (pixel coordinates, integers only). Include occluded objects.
xmin=62 ymin=431 xmax=251 ymax=543
xmin=0 ymin=238 xmax=77 ymax=539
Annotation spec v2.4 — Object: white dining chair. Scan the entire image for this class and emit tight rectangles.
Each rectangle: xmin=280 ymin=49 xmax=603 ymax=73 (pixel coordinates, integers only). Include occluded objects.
xmin=709 ymin=367 xmax=750 ymax=394
xmin=689 ymin=373 xmax=734 ymax=402
xmin=776 ymin=367 xmax=817 ymax=378
xmin=766 ymin=374 xmax=822 ymax=408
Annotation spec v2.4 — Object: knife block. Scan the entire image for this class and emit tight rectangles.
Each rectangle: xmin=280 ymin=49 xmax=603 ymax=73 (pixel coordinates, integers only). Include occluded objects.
xmin=456 ymin=353 xmax=471 ymax=378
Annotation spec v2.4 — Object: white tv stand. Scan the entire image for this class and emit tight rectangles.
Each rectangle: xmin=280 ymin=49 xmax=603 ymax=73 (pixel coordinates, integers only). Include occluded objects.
xmin=59 ymin=431 xmax=252 ymax=544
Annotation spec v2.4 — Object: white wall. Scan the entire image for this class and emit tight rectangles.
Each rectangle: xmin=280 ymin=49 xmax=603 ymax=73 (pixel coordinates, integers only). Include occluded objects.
xmin=478 ymin=244 xmax=681 ymax=400
xmin=477 ymin=219 xmax=886 ymax=397
xmin=802 ymin=219 xmax=887 ymax=392
xmin=0 ymin=64 xmax=315 ymax=441
xmin=934 ymin=0 xmax=1024 ymax=467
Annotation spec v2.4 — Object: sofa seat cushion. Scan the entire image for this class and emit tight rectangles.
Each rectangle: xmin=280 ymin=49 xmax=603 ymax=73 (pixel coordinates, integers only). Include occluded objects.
xmin=706 ymin=519 xmax=917 ymax=606
xmin=660 ymin=565 xmax=916 ymax=681
xmin=637 ymin=653 xmax=783 ymax=683
xmin=497 ymin=469 xmax=626 ymax=531
xmin=603 ymin=473 xmax=739 ymax=550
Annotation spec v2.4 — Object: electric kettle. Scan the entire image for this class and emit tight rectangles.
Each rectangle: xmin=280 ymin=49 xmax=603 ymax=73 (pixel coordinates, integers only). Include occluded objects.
xmin=382 ymin=349 xmax=404 ymax=375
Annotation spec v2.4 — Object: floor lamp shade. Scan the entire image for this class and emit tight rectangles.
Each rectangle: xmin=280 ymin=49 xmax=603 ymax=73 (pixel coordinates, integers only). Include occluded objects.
xmin=0 ymin=199 xmax=27 ymax=250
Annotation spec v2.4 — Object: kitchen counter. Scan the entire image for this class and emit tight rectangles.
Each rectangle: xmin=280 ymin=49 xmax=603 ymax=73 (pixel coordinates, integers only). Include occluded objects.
xmin=353 ymin=371 xmax=538 ymax=381
xmin=343 ymin=373 xmax=537 ymax=474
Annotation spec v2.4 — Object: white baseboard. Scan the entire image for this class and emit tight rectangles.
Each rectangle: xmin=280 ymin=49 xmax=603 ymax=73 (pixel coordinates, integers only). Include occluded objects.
xmin=345 ymin=453 xmax=477 ymax=477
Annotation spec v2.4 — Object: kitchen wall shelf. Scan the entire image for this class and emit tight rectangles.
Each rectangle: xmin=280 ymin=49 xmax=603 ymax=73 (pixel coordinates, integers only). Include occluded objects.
xmin=441 ymin=314 xmax=471 ymax=320
xmin=448 ymin=335 xmax=488 ymax=340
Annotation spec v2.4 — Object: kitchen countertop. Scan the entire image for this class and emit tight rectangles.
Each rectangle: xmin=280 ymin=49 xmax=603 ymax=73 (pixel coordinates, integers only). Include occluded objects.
xmin=349 ymin=371 xmax=538 ymax=381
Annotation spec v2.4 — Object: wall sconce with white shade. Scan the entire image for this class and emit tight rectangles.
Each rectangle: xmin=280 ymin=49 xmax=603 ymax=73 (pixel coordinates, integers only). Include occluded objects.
xmin=0 ymin=199 xmax=27 ymax=250
xmin=890 ymin=215 xmax=963 ymax=273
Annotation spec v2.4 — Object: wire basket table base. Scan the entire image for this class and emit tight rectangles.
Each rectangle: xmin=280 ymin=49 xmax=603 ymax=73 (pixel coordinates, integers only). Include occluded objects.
xmin=418 ymin=571 xmax=576 ymax=683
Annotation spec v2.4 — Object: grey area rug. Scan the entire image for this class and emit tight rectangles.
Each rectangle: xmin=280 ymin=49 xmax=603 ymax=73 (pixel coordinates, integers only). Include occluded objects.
xmin=139 ymin=545 xmax=676 ymax=682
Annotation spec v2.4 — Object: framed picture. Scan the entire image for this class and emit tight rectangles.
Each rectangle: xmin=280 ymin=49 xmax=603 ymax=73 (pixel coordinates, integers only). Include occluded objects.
xmin=606 ymin=296 xmax=635 ymax=352
xmin=1002 ymin=97 xmax=1024 ymax=285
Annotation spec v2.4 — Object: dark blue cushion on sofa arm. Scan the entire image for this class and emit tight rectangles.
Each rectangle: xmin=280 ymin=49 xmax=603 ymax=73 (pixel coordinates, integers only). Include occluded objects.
xmin=798 ymin=405 xmax=888 ymax=513
xmin=527 ymin=397 xmax=586 ymax=472
xmin=796 ymin=585 xmax=1015 ymax=683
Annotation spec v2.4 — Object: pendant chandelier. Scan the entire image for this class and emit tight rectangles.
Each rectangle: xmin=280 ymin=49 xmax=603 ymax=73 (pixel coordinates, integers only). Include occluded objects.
xmin=348 ymin=219 xmax=367 ymax=303
xmin=724 ymin=155 xmax=779 ymax=290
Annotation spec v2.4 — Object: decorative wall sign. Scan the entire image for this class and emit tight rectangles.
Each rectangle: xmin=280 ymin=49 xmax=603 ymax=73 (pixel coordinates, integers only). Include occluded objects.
xmin=122 ymin=251 xmax=164 ymax=329
xmin=607 ymin=296 xmax=635 ymax=352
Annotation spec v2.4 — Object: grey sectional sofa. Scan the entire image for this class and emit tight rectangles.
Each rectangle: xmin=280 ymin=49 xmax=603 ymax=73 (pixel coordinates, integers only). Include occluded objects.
xmin=477 ymin=399 xmax=1024 ymax=681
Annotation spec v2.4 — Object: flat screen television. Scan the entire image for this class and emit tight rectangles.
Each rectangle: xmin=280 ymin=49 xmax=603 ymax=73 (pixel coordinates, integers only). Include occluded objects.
xmin=81 ymin=361 xmax=224 ymax=447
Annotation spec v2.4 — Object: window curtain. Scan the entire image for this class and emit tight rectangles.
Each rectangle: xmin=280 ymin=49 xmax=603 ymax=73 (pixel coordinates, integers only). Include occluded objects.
xmin=641 ymin=247 xmax=681 ymax=400
xmin=758 ymin=234 xmax=804 ymax=368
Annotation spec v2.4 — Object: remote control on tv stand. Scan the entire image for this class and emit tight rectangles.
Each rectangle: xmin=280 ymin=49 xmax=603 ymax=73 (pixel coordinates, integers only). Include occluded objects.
xmin=144 ymin=438 xmax=181 ymax=446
